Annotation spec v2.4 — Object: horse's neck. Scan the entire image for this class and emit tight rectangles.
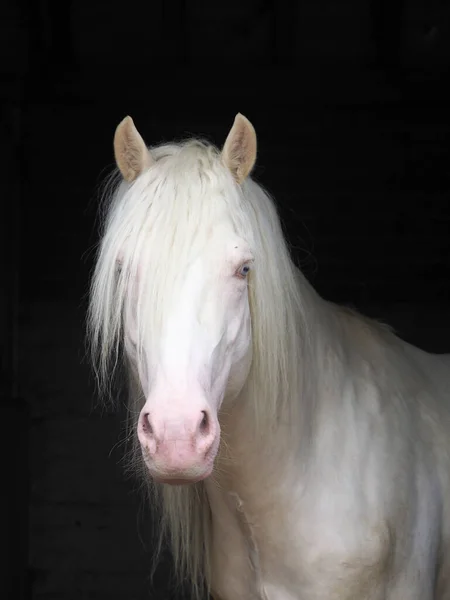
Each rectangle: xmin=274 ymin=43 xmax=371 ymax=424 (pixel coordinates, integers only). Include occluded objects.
xmin=213 ymin=294 xmax=381 ymax=502
xmin=214 ymin=293 xmax=337 ymax=493
xmin=207 ymin=302 xmax=392 ymax=570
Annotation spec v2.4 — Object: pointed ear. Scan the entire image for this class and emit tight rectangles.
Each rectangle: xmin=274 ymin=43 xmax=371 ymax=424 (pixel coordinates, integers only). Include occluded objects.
xmin=221 ymin=113 xmax=257 ymax=184
xmin=113 ymin=116 xmax=154 ymax=182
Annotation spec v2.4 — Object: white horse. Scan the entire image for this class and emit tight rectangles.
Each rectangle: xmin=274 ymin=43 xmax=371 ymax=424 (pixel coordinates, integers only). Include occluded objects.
xmin=88 ymin=113 xmax=450 ymax=599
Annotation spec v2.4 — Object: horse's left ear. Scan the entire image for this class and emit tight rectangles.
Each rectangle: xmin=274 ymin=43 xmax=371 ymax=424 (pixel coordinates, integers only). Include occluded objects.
xmin=221 ymin=113 xmax=257 ymax=184
xmin=113 ymin=116 xmax=154 ymax=182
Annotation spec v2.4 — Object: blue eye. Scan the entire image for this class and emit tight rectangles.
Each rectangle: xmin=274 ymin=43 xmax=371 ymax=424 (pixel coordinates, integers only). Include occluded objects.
xmin=237 ymin=263 xmax=251 ymax=278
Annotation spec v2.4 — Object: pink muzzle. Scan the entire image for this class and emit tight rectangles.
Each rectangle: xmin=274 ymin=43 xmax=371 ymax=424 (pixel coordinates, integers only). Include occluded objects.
xmin=137 ymin=402 xmax=220 ymax=484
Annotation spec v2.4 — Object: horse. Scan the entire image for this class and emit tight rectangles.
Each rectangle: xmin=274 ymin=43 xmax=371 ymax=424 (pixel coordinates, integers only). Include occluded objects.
xmin=87 ymin=113 xmax=450 ymax=599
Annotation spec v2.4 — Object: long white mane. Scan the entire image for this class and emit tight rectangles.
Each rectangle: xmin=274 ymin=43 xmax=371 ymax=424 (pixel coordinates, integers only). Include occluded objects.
xmin=88 ymin=137 xmax=321 ymax=597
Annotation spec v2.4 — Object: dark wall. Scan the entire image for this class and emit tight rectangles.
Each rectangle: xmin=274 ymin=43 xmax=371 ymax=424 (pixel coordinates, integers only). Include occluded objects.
xmin=2 ymin=1 xmax=450 ymax=599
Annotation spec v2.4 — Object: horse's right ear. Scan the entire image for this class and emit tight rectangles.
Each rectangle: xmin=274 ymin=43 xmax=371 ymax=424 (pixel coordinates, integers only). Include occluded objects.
xmin=113 ymin=116 xmax=154 ymax=182
xmin=221 ymin=113 xmax=257 ymax=184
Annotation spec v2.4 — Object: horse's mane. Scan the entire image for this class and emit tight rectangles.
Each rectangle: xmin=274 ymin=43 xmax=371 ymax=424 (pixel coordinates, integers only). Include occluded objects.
xmin=87 ymin=137 xmax=319 ymax=598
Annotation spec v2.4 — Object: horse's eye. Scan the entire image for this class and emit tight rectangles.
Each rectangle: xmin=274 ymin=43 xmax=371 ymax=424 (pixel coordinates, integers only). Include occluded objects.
xmin=237 ymin=263 xmax=251 ymax=278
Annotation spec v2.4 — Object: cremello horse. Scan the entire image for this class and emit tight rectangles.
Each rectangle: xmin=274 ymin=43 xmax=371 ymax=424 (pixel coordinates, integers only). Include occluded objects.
xmin=88 ymin=113 xmax=450 ymax=599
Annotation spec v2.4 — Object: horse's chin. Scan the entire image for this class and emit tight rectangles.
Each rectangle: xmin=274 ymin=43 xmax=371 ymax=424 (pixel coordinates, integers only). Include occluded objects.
xmin=155 ymin=476 xmax=207 ymax=486
xmin=150 ymin=465 xmax=214 ymax=486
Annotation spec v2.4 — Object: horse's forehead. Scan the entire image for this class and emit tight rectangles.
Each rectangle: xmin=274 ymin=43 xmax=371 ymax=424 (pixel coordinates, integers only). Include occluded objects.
xmin=117 ymin=214 xmax=251 ymax=285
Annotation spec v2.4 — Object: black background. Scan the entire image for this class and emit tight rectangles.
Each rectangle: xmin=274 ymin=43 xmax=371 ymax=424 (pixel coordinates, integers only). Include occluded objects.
xmin=1 ymin=1 xmax=450 ymax=598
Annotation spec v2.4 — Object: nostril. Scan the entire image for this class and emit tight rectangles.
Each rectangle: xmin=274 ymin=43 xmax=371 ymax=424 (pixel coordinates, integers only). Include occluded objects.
xmin=195 ymin=409 xmax=216 ymax=456
xmin=140 ymin=412 xmax=153 ymax=437
xmin=138 ymin=410 xmax=157 ymax=456
xmin=199 ymin=410 xmax=209 ymax=435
